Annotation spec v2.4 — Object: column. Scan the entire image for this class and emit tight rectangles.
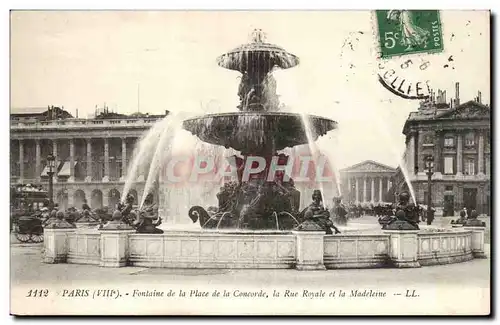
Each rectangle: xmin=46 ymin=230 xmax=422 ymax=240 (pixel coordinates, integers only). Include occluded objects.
xmin=478 ymin=132 xmax=484 ymax=175
xmin=387 ymin=177 xmax=391 ymax=192
xmin=121 ymin=137 xmax=127 ymax=180
xmin=86 ymin=139 xmax=92 ymax=182
xmin=103 ymin=138 xmax=109 ymax=182
xmin=347 ymin=177 xmax=351 ymax=200
xmin=35 ymin=139 xmax=41 ymax=182
xmin=379 ymin=177 xmax=383 ymax=202
xmin=434 ymin=131 xmax=442 ymax=175
xmin=69 ymin=139 xmax=75 ymax=182
xmin=363 ymin=177 xmax=367 ymax=202
xmin=456 ymin=133 xmax=463 ymax=176
xmin=19 ymin=140 xmax=24 ymax=183
xmin=355 ymin=178 xmax=359 ymax=202
xmin=408 ymin=132 xmax=415 ymax=175
xmin=370 ymin=177 xmax=375 ymax=202
xmin=52 ymin=140 xmax=58 ymax=183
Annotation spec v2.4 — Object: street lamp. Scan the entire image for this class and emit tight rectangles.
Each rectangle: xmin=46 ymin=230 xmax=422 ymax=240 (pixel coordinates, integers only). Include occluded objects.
xmin=46 ymin=154 xmax=56 ymax=208
xmin=424 ymin=155 xmax=435 ymax=224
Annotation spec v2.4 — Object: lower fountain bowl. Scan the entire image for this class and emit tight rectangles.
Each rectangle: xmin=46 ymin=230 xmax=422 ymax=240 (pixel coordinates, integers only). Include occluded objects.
xmin=182 ymin=112 xmax=337 ymax=155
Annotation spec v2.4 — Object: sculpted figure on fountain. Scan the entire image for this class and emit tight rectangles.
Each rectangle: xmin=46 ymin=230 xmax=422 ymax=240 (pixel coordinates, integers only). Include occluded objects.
xmin=382 ymin=191 xmax=420 ymax=230
xmin=134 ymin=193 xmax=163 ymax=234
xmin=118 ymin=193 xmax=137 ymax=226
xmin=295 ymin=190 xmax=341 ymax=234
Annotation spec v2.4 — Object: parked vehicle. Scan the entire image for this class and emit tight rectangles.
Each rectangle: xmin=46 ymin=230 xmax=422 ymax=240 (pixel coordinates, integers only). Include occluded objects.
xmin=10 ymin=184 xmax=49 ymax=243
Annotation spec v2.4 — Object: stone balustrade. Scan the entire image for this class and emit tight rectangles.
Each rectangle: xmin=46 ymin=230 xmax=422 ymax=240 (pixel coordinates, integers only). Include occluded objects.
xmin=417 ymin=230 xmax=473 ymax=265
xmin=45 ymin=226 xmax=486 ymax=270
xmin=11 ymin=118 xmax=160 ymax=130
xmin=323 ymin=234 xmax=390 ymax=269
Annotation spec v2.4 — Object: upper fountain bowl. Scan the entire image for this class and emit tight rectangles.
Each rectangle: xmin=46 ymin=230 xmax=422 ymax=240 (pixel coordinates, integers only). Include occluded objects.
xmin=182 ymin=112 xmax=337 ymax=155
xmin=216 ymin=29 xmax=299 ymax=74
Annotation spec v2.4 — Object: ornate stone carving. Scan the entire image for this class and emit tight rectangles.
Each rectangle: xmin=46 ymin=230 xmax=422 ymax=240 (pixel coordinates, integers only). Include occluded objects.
xmin=344 ymin=161 xmax=396 ymax=173
xmin=437 ymin=102 xmax=490 ymax=120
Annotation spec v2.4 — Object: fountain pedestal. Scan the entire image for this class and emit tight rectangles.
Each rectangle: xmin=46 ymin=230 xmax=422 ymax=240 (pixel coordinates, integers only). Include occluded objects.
xmin=464 ymin=226 xmax=487 ymax=259
xmin=99 ymin=229 xmax=136 ymax=267
xmin=43 ymin=211 xmax=76 ymax=264
xmin=293 ymin=230 xmax=326 ymax=270
xmin=43 ymin=228 xmax=75 ymax=264
xmin=383 ymin=230 xmax=421 ymax=268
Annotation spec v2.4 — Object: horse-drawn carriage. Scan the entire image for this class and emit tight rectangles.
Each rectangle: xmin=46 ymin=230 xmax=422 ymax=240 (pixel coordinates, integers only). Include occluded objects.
xmin=15 ymin=214 xmax=45 ymax=243
xmin=10 ymin=184 xmax=49 ymax=243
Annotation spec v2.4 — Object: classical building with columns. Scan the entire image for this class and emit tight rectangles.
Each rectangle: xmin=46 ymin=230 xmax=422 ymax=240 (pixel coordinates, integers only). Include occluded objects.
xmin=339 ymin=160 xmax=396 ymax=204
xmin=10 ymin=106 xmax=167 ymax=210
xmin=394 ymin=83 xmax=491 ymax=216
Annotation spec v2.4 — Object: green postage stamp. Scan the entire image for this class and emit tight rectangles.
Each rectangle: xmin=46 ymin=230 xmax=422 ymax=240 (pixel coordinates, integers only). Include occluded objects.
xmin=375 ymin=10 xmax=444 ymax=58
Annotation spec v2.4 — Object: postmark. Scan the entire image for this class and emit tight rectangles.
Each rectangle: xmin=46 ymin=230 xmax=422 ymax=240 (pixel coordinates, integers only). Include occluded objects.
xmin=377 ymin=57 xmax=432 ymax=100
xmin=375 ymin=10 xmax=444 ymax=59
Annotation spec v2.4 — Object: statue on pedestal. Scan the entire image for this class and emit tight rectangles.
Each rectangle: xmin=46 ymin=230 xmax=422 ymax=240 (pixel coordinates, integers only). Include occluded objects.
xmin=382 ymin=191 xmax=420 ymax=230
xmin=134 ymin=193 xmax=163 ymax=234
xmin=451 ymin=210 xmax=467 ymax=225
xmin=118 ymin=193 xmax=137 ymax=227
xmin=295 ymin=190 xmax=340 ymax=234
xmin=463 ymin=210 xmax=486 ymax=227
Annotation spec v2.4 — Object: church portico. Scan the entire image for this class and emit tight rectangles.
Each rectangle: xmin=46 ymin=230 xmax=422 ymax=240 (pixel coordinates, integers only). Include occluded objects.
xmin=340 ymin=160 xmax=396 ymax=204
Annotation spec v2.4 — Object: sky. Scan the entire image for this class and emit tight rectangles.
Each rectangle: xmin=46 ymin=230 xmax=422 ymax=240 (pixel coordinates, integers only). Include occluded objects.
xmin=10 ymin=11 xmax=490 ymax=169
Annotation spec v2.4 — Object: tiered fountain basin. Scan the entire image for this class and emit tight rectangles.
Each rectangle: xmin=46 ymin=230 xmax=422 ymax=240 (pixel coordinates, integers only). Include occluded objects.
xmin=44 ymin=224 xmax=485 ymax=269
xmin=183 ymin=112 xmax=337 ymax=155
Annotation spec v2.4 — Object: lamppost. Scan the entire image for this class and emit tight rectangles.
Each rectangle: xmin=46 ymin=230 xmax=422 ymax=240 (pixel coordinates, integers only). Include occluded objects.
xmin=46 ymin=154 xmax=56 ymax=208
xmin=351 ymin=183 xmax=356 ymax=203
xmin=424 ymin=155 xmax=435 ymax=224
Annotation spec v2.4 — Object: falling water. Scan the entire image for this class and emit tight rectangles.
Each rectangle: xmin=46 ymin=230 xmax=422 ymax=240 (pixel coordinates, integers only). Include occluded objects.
xmin=299 ymin=112 xmax=326 ymax=204
xmin=139 ymin=115 xmax=184 ymax=208
xmin=365 ymin=104 xmax=417 ymax=204
xmin=121 ymin=116 xmax=179 ymax=203
xmin=317 ymin=133 xmax=343 ymax=198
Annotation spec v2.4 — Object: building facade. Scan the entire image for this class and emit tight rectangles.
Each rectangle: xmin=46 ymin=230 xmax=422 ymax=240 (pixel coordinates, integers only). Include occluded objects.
xmin=395 ymin=84 xmax=491 ymax=216
xmin=339 ymin=160 xmax=396 ymax=204
xmin=10 ymin=106 xmax=167 ymax=210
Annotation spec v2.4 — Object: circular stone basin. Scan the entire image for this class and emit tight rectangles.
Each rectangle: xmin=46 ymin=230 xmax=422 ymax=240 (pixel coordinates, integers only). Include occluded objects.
xmin=182 ymin=112 xmax=337 ymax=155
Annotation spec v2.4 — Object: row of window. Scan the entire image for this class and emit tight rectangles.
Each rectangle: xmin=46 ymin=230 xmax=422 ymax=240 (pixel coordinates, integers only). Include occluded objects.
xmin=443 ymin=133 xmax=476 ymax=148
xmin=442 ymin=156 xmax=489 ymax=175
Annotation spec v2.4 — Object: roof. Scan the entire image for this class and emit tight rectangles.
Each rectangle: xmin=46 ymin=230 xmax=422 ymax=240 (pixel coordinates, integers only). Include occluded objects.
xmin=403 ymin=100 xmax=490 ymax=134
xmin=340 ymin=160 xmax=396 ymax=173
xmin=10 ymin=107 xmax=48 ymax=115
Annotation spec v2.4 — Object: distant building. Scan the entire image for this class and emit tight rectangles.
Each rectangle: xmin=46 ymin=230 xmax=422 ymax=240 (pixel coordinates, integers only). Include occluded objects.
xmin=394 ymin=83 xmax=491 ymax=216
xmin=10 ymin=105 xmax=73 ymax=122
xmin=339 ymin=160 xmax=396 ymax=204
xmin=10 ymin=105 xmax=169 ymax=211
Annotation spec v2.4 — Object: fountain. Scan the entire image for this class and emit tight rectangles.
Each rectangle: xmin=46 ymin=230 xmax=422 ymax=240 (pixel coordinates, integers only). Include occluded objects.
xmin=43 ymin=30 xmax=487 ymax=271
xmin=182 ymin=29 xmax=337 ymax=231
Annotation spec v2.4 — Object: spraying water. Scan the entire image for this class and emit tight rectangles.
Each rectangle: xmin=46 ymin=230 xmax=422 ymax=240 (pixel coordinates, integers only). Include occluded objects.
xmin=139 ymin=114 xmax=184 ymax=208
xmin=299 ymin=112 xmax=327 ymax=204
xmin=121 ymin=116 xmax=177 ymax=203
xmin=363 ymin=102 xmax=417 ymax=204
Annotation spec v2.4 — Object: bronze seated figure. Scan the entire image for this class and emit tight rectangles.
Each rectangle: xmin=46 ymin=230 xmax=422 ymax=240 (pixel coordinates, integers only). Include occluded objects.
xmin=295 ymin=190 xmax=340 ymax=235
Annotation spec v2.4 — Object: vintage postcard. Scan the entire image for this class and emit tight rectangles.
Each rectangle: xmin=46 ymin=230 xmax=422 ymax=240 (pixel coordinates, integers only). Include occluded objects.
xmin=9 ymin=10 xmax=490 ymax=316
